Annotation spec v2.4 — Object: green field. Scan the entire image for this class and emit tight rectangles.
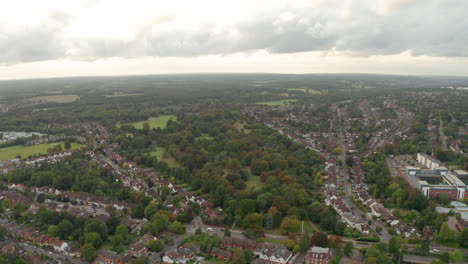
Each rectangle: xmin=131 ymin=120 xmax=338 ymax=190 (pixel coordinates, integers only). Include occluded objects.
xmin=149 ymin=147 xmax=178 ymax=167
xmin=255 ymin=100 xmax=297 ymax=106
xmin=287 ymin=88 xmax=322 ymax=94
xmin=29 ymin=95 xmax=80 ymax=103
xmin=0 ymin=143 xmax=83 ymax=161
xmin=128 ymin=115 xmax=177 ymax=129
xmin=246 ymin=175 xmax=262 ymax=191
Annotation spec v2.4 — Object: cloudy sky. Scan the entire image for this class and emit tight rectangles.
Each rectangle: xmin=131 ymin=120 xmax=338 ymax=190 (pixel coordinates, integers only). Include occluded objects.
xmin=1 ymin=0 xmax=467 ymax=80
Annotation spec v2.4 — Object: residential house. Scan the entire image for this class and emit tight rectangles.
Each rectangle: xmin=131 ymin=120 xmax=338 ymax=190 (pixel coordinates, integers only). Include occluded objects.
xmin=305 ymin=246 xmax=332 ymax=264
xmin=211 ymin=247 xmax=232 ymax=260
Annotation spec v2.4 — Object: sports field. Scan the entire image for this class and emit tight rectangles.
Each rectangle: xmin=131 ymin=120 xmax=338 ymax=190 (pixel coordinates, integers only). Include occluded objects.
xmin=0 ymin=143 xmax=83 ymax=161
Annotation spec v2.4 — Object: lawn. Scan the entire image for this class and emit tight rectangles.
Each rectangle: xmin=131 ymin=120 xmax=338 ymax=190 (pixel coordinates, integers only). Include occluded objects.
xmin=149 ymin=147 xmax=179 ymax=168
xmin=246 ymin=175 xmax=262 ymax=191
xmin=0 ymin=143 xmax=83 ymax=161
xmin=28 ymin=95 xmax=80 ymax=103
xmin=128 ymin=115 xmax=177 ymax=129
xmin=255 ymin=100 xmax=297 ymax=106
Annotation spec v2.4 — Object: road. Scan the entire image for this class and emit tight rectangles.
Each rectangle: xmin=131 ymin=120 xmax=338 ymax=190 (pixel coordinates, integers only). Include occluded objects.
xmin=337 ymin=109 xmax=391 ymax=242
xmin=14 ymin=240 xmax=85 ymax=264
xmin=439 ymin=118 xmax=447 ymax=150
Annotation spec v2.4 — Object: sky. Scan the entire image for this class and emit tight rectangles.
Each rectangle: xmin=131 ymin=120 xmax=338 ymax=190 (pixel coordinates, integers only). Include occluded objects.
xmin=1 ymin=0 xmax=467 ymax=80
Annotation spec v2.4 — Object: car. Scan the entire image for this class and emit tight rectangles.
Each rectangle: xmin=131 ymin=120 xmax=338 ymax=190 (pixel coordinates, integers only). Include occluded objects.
xmin=207 ymin=227 xmax=214 ymax=232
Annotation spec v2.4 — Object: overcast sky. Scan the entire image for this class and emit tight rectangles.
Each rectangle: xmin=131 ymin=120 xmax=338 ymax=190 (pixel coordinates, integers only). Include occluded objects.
xmin=1 ymin=0 xmax=467 ymax=80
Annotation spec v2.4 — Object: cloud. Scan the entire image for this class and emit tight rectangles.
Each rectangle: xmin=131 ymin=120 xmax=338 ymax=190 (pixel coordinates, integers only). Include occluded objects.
xmin=0 ymin=0 xmax=467 ymax=64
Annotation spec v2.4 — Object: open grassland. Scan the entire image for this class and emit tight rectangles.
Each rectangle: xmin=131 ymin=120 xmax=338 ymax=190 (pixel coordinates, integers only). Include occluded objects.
xmin=255 ymin=100 xmax=297 ymax=106
xmin=104 ymin=93 xmax=143 ymax=98
xmin=149 ymin=147 xmax=179 ymax=167
xmin=246 ymin=174 xmax=262 ymax=191
xmin=234 ymin=122 xmax=252 ymax=134
xmin=0 ymin=143 xmax=83 ymax=161
xmin=29 ymin=95 xmax=80 ymax=103
xmin=287 ymin=88 xmax=322 ymax=94
xmin=128 ymin=115 xmax=177 ymax=129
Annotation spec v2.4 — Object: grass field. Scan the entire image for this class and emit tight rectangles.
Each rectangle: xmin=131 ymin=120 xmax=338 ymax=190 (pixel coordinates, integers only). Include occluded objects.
xmin=29 ymin=95 xmax=80 ymax=103
xmin=149 ymin=147 xmax=178 ymax=167
xmin=246 ymin=175 xmax=262 ymax=191
xmin=234 ymin=122 xmax=252 ymax=134
xmin=128 ymin=115 xmax=177 ymax=129
xmin=0 ymin=143 xmax=83 ymax=161
xmin=287 ymin=88 xmax=322 ymax=95
xmin=104 ymin=93 xmax=143 ymax=98
xmin=255 ymin=100 xmax=297 ymax=106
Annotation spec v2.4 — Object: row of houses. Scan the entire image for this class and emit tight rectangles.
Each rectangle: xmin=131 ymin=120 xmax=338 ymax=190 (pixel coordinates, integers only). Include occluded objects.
xmin=1 ymin=222 xmax=79 ymax=257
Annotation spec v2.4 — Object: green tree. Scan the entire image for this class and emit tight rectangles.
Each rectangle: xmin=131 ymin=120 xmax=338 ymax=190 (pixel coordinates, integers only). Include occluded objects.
xmin=224 ymin=228 xmax=231 ymax=237
xmin=134 ymin=256 xmax=149 ymax=264
xmin=147 ymin=240 xmax=165 ymax=251
xmin=310 ymin=232 xmax=328 ymax=248
xmin=115 ymin=225 xmax=129 ymax=242
xmin=449 ymin=250 xmax=463 ymax=264
xmin=0 ymin=226 xmax=7 ymax=238
xmin=47 ymin=225 xmax=58 ymax=237
xmin=438 ymin=222 xmax=456 ymax=243
xmin=57 ymin=219 xmax=73 ymax=239
xmin=298 ymin=234 xmax=311 ymax=252
xmin=232 ymin=248 xmax=246 ymax=264
xmin=344 ymin=242 xmax=353 ymax=257
xmin=81 ymin=243 xmax=97 ymax=262
xmin=85 ymin=232 xmax=103 ymax=248
xmin=64 ymin=141 xmax=72 ymax=150
xmin=170 ymin=221 xmax=186 ymax=234
xmin=459 ymin=228 xmax=468 ymax=248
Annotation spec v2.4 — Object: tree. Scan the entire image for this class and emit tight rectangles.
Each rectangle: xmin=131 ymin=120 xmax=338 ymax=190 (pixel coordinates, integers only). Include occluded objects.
xmin=344 ymin=242 xmax=353 ymax=257
xmin=232 ymin=248 xmax=246 ymax=264
xmin=47 ymin=225 xmax=58 ymax=237
xmin=449 ymin=250 xmax=463 ymax=264
xmin=132 ymin=204 xmax=145 ymax=218
xmin=438 ymin=222 xmax=456 ymax=243
xmin=280 ymin=217 xmax=300 ymax=234
xmin=224 ymin=228 xmax=231 ymax=237
xmin=0 ymin=226 xmax=7 ymax=238
xmin=388 ymin=237 xmax=403 ymax=254
xmin=251 ymin=159 xmax=269 ymax=175
xmin=57 ymin=219 xmax=73 ymax=239
xmin=298 ymin=234 xmax=311 ymax=252
xmin=147 ymin=240 xmax=165 ymax=251
xmin=85 ymin=232 xmax=103 ymax=248
xmin=81 ymin=243 xmax=97 ymax=262
xmin=143 ymin=122 xmax=151 ymax=131
xmin=115 ymin=225 xmax=129 ymax=242
xmin=310 ymin=232 xmax=328 ymax=248
xmin=264 ymin=214 xmax=274 ymax=230
xmin=134 ymin=256 xmax=149 ymax=264
xmin=460 ymin=228 xmax=468 ymax=248
xmin=64 ymin=141 xmax=72 ymax=150
xmin=170 ymin=221 xmax=186 ymax=234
